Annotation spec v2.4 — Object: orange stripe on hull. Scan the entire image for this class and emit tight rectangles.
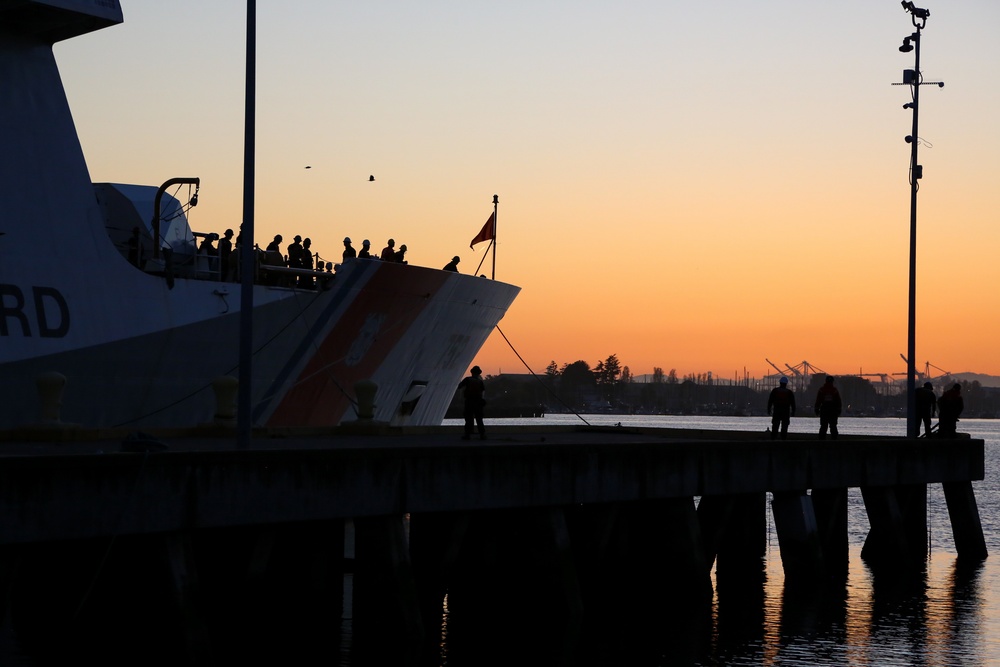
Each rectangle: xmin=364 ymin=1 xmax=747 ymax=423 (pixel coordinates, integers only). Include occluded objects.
xmin=265 ymin=265 xmax=449 ymax=427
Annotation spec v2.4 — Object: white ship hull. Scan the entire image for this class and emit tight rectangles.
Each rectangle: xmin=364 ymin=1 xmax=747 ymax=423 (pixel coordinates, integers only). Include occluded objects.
xmin=0 ymin=2 xmax=519 ymax=430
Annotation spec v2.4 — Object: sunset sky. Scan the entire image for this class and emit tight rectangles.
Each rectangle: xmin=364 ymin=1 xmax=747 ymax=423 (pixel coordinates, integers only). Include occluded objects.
xmin=56 ymin=1 xmax=1000 ymax=381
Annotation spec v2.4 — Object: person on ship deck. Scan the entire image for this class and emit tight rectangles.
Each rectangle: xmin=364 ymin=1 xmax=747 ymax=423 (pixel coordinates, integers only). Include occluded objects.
xmin=218 ymin=228 xmax=234 ymax=281
xmin=299 ymin=237 xmax=315 ymax=289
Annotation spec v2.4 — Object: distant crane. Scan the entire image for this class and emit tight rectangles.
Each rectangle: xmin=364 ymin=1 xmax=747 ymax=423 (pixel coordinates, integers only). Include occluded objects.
xmin=765 ymin=358 xmax=786 ymax=378
xmin=926 ymin=361 xmax=952 ymax=378
xmin=896 ymin=354 xmax=951 ymax=382
xmin=764 ymin=359 xmax=826 ymax=392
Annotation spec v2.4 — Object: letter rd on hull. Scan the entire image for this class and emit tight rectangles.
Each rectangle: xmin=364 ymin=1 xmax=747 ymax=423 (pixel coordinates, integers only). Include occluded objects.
xmin=0 ymin=285 xmax=70 ymax=338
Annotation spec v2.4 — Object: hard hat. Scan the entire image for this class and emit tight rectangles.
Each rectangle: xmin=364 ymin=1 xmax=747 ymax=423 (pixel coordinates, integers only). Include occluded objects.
xmin=779 ymin=377 xmax=788 ymax=384
xmin=362 ymin=239 xmax=370 ymax=246
xmin=344 ymin=237 xmax=352 ymax=243
xmin=471 ymin=366 xmax=482 ymax=375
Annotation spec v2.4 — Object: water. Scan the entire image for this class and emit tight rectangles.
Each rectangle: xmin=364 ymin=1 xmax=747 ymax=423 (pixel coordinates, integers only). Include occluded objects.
xmin=442 ymin=414 xmax=1000 ymax=666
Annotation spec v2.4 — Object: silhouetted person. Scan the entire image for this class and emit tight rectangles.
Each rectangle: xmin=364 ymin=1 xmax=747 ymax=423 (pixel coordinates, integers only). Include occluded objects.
xmin=343 ymin=236 xmax=356 ymax=261
xmin=287 ymin=235 xmax=304 ymax=269
xmin=198 ymin=233 xmax=218 ymax=256
xmin=767 ymin=376 xmax=795 ymax=440
xmin=198 ymin=233 xmax=219 ymax=278
xmin=300 ymin=238 xmax=315 ymax=288
xmin=916 ymin=381 xmax=937 ymax=436
xmin=218 ymin=228 xmax=234 ymax=281
xmin=814 ymin=375 xmax=842 ymax=440
xmin=458 ymin=365 xmax=486 ymax=440
xmin=380 ymin=238 xmax=396 ymax=261
xmin=937 ymin=383 xmax=964 ymax=437
xmin=263 ymin=234 xmax=284 ymax=284
xmin=358 ymin=239 xmax=372 ymax=259
xmin=394 ymin=243 xmax=408 ymax=264
xmin=127 ymin=226 xmax=142 ymax=268
xmin=264 ymin=234 xmax=283 ymax=265
xmin=443 ymin=255 xmax=460 ymax=272
xmin=233 ymin=232 xmax=243 ymax=280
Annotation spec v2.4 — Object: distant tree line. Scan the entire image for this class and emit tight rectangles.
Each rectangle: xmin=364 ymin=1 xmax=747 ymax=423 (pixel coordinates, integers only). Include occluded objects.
xmin=447 ymin=355 xmax=1000 ymax=419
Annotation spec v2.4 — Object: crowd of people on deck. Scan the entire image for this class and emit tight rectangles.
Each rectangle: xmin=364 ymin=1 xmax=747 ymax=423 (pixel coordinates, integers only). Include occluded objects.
xmin=185 ymin=229 xmax=465 ymax=287
xmin=123 ymin=216 xmax=473 ymax=284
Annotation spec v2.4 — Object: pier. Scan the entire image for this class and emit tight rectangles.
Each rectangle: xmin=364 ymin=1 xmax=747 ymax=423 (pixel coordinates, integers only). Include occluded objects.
xmin=0 ymin=425 xmax=986 ymax=664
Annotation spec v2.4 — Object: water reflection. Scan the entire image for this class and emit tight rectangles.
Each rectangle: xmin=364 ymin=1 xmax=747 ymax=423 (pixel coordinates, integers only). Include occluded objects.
xmin=399 ymin=549 xmax=988 ymax=667
xmin=944 ymin=561 xmax=985 ymax=664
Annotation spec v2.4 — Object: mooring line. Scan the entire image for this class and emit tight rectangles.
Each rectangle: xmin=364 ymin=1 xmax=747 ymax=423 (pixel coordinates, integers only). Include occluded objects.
xmin=495 ymin=325 xmax=591 ymax=427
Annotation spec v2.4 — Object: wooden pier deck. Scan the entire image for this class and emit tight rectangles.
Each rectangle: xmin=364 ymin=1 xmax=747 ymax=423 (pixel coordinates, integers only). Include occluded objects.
xmin=0 ymin=424 xmax=987 ymax=664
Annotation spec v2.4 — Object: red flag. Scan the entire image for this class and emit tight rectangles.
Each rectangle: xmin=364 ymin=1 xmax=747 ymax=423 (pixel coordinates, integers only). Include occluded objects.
xmin=470 ymin=212 xmax=495 ymax=249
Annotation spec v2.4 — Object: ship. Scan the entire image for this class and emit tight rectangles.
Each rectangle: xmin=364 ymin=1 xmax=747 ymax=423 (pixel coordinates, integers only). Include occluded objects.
xmin=0 ymin=1 xmax=520 ymax=430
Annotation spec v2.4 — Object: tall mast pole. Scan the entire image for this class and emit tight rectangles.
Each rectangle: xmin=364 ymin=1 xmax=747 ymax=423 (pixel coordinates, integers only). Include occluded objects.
xmin=237 ymin=0 xmax=256 ymax=449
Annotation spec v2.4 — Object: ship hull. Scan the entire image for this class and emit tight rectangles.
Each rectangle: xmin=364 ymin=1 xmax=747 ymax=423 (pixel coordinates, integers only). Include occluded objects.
xmin=0 ymin=260 xmax=518 ymax=429
xmin=0 ymin=8 xmax=519 ymax=430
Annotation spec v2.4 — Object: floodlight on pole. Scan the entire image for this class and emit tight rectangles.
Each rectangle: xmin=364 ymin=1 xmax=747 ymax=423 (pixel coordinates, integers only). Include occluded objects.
xmin=893 ymin=3 xmax=943 ymax=438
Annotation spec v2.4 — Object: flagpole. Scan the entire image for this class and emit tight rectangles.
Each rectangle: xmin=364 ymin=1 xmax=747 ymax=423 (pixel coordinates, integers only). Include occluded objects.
xmin=491 ymin=194 xmax=498 ymax=280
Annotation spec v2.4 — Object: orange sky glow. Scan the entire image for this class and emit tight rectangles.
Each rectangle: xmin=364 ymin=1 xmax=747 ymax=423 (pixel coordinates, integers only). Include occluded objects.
xmin=56 ymin=1 xmax=1000 ymax=381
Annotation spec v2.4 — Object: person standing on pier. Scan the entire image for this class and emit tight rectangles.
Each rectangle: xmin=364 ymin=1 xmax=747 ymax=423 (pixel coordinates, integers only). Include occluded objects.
xmin=937 ymin=383 xmax=964 ymax=437
xmin=916 ymin=381 xmax=937 ymax=436
xmin=814 ymin=375 xmax=842 ymax=440
xmin=767 ymin=376 xmax=796 ymax=439
xmin=458 ymin=365 xmax=486 ymax=440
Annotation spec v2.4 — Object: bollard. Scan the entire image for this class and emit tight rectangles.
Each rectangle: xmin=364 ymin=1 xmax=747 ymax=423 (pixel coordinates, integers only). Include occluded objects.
xmin=355 ymin=380 xmax=378 ymax=420
xmin=36 ymin=371 xmax=66 ymax=423
xmin=212 ymin=376 xmax=239 ymax=424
